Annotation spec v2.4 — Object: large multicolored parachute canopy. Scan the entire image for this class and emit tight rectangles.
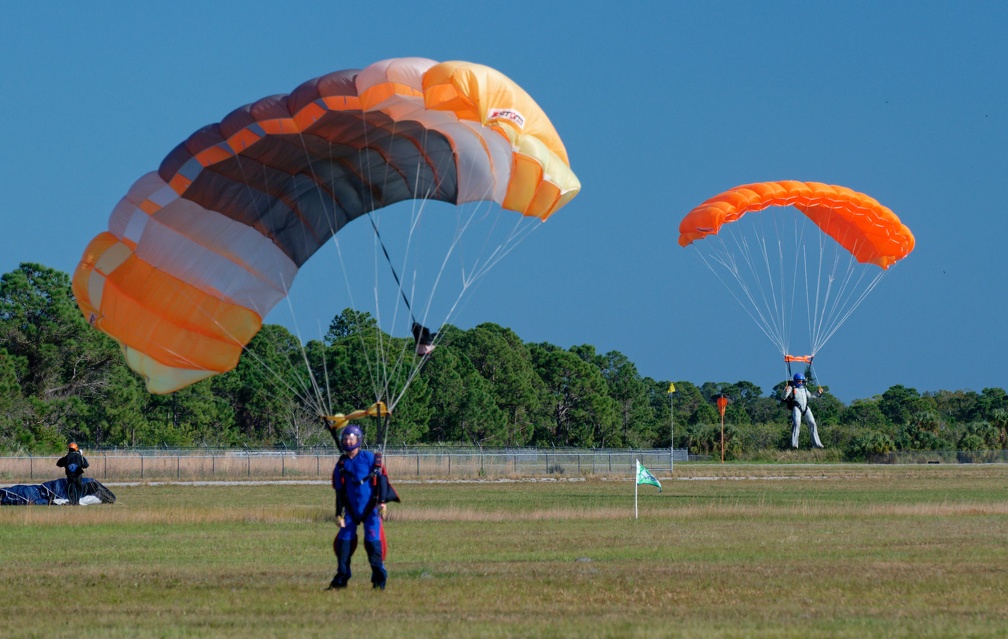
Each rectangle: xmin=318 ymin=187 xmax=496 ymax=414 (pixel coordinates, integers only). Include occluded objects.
xmin=74 ymin=58 xmax=580 ymax=394
xmin=678 ymin=181 xmax=914 ymax=360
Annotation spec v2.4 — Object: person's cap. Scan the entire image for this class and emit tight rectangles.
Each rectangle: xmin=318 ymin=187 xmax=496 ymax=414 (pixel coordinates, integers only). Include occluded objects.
xmin=68 ymin=442 xmax=78 ymax=451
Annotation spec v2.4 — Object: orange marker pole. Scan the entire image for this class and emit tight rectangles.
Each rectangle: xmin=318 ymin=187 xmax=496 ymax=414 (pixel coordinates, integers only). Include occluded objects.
xmin=716 ymin=395 xmax=728 ymax=464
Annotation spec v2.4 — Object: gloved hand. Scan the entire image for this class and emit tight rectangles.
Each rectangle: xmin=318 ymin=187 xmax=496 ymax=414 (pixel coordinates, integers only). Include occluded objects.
xmin=336 ymin=515 xmax=346 ymax=528
xmin=378 ymin=503 xmax=388 ymax=521
xmin=817 ymin=387 xmax=824 ymax=396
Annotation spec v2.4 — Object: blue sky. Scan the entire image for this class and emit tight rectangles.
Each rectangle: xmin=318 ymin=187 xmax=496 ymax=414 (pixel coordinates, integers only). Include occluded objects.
xmin=2 ymin=2 xmax=1005 ymax=403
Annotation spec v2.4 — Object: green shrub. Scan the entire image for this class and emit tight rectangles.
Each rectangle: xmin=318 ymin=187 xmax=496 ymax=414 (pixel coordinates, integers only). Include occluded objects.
xmin=846 ymin=430 xmax=895 ymax=461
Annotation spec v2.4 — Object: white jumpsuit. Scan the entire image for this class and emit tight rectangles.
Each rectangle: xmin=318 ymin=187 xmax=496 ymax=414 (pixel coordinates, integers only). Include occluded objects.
xmin=783 ymin=385 xmax=824 ymax=449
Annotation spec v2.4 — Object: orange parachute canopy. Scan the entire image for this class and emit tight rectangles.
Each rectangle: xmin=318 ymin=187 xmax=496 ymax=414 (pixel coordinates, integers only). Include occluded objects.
xmin=678 ymin=181 xmax=914 ymax=269
xmin=74 ymin=58 xmax=580 ymax=394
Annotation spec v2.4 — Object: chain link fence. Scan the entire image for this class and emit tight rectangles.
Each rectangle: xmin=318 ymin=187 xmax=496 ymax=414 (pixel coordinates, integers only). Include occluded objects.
xmin=0 ymin=448 xmax=694 ymax=482
xmin=5 ymin=447 xmax=1004 ymax=483
xmin=869 ymin=450 xmax=1008 ymax=464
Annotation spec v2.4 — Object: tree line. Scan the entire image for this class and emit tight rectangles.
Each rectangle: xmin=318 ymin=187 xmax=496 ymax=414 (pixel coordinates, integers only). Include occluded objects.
xmin=2 ymin=262 xmax=1006 ymax=460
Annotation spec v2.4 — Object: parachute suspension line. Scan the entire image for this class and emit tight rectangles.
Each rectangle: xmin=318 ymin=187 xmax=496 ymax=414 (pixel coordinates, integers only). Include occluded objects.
xmin=381 ymin=194 xmax=542 ymax=417
xmin=420 ymin=191 xmax=538 ymax=319
xmin=808 ymin=217 xmax=850 ymax=358
xmin=367 ymin=131 xmax=445 ymax=414
xmin=339 ymin=117 xmax=422 ymax=416
xmin=268 ymin=130 xmax=368 ymax=420
xmin=370 ymin=202 xmax=425 ymax=414
xmin=695 ymin=241 xmax=784 ymax=354
xmin=367 ymin=123 xmax=544 ymax=415
xmin=378 ymin=412 xmax=392 ymax=457
xmin=790 ymin=212 xmax=810 ymax=358
xmin=815 ymin=260 xmax=889 ymax=355
xmin=808 ymin=226 xmax=838 ymax=357
xmin=804 ymin=221 xmax=892 ymax=357
xmin=353 ymin=113 xmax=394 ymax=412
xmin=767 ymin=210 xmax=790 ymax=355
xmin=362 ymin=123 xmax=460 ymax=415
xmin=390 ymin=198 xmax=538 ymax=409
xmin=367 ymin=212 xmax=420 ymax=327
xmin=326 ymin=232 xmax=393 ymax=411
xmin=366 ymin=203 xmax=430 ymax=414
xmin=750 ymin=209 xmax=789 ymax=355
xmin=693 ymin=202 xmax=892 ymax=363
xmin=747 ymin=227 xmax=786 ymax=354
xmin=770 ymin=232 xmax=790 ymax=355
xmin=276 ymin=272 xmax=337 ymax=418
xmin=330 ymin=122 xmax=441 ymax=417
xmin=698 ymin=213 xmax=791 ymax=354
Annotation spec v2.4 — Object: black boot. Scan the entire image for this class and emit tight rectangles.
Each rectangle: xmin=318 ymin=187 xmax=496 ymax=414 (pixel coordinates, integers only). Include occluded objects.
xmin=327 ymin=574 xmax=347 ymax=590
xmin=329 ymin=538 xmax=354 ymax=589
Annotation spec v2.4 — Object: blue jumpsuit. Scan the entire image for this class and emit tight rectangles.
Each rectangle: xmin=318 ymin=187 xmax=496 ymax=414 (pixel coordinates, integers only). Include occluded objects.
xmin=331 ymin=450 xmax=387 ymax=589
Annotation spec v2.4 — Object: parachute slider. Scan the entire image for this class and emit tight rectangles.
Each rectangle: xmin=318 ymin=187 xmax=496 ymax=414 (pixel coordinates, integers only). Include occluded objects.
xmin=322 ymin=401 xmax=390 ymax=431
xmin=412 ymin=322 xmax=436 ymax=356
xmin=784 ymin=354 xmax=813 ymax=363
xmin=784 ymin=354 xmax=813 ymax=387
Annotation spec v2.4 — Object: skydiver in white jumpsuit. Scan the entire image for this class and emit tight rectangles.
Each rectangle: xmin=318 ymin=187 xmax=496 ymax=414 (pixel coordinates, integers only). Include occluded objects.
xmin=782 ymin=373 xmax=825 ymax=449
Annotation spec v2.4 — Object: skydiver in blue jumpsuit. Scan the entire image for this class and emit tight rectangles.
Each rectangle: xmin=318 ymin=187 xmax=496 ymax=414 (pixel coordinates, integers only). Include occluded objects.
xmin=328 ymin=423 xmax=397 ymax=590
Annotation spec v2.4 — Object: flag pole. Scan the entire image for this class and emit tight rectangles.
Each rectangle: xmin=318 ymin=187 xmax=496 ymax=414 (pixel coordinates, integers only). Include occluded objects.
xmin=634 ymin=459 xmax=639 ymax=520
xmin=668 ymin=383 xmax=676 ymax=473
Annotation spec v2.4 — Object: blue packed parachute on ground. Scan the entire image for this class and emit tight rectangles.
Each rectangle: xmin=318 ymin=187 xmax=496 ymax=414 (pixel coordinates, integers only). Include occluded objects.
xmin=1 ymin=477 xmax=116 ymax=506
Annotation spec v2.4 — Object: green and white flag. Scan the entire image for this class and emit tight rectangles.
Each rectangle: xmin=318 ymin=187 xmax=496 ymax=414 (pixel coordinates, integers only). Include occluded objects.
xmin=636 ymin=459 xmax=662 ymax=492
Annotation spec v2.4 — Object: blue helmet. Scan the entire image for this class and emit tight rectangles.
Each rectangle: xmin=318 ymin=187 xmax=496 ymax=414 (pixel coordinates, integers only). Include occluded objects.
xmin=793 ymin=373 xmax=805 ymax=385
xmin=340 ymin=424 xmax=363 ymax=452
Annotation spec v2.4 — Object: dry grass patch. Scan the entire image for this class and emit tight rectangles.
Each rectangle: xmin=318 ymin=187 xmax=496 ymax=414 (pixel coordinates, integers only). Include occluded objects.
xmin=2 ymin=464 xmax=1007 ymax=638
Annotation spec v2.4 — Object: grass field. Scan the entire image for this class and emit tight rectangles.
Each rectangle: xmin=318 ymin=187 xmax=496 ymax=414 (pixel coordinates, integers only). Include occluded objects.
xmin=2 ymin=464 xmax=1007 ymax=638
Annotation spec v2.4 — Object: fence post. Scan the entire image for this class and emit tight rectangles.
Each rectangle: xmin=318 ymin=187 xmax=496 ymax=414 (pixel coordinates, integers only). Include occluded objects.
xmin=177 ymin=454 xmax=181 ymax=480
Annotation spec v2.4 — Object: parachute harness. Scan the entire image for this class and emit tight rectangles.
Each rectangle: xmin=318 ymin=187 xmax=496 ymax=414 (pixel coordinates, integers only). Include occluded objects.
xmin=784 ymin=354 xmax=823 ymax=404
